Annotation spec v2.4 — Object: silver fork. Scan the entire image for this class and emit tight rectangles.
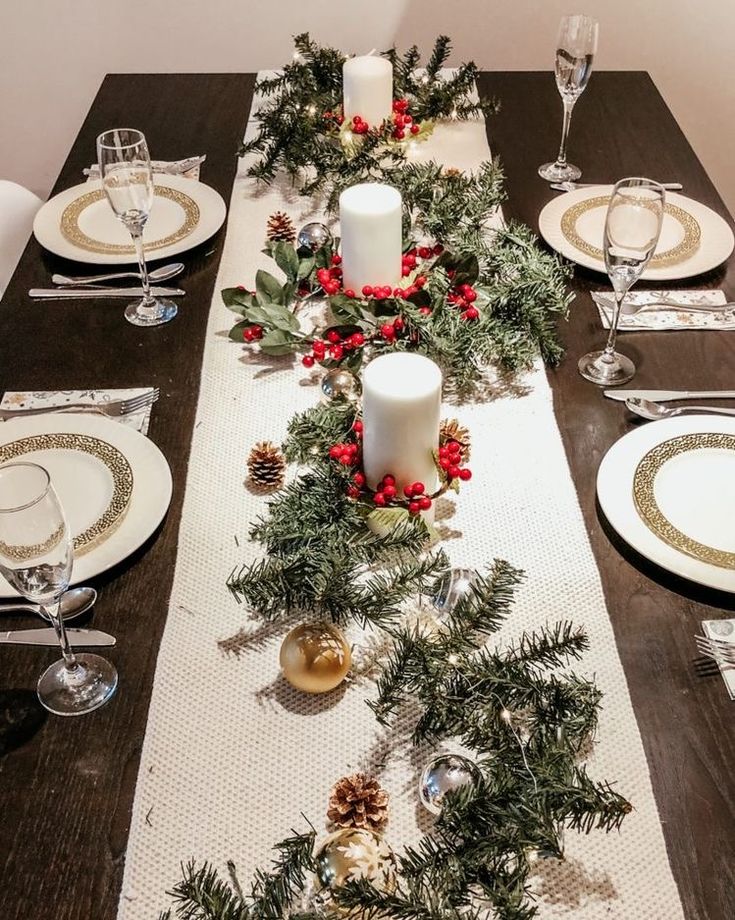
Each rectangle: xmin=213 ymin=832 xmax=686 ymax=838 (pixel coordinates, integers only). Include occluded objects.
xmin=0 ymin=388 xmax=159 ymax=421
xmin=694 ymin=634 xmax=735 ymax=666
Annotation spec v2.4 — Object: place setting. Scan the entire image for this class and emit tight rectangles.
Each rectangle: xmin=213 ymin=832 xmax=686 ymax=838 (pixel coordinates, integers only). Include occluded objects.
xmin=30 ymin=128 xmax=227 ymax=326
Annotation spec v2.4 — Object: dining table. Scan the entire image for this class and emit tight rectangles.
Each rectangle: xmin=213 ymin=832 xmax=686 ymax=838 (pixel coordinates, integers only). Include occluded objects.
xmin=0 ymin=70 xmax=733 ymax=920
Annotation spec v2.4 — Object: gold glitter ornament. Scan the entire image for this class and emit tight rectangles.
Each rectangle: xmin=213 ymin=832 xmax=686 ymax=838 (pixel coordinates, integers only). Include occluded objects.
xmin=315 ymin=828 xmax=395 ymax=894
xmin=279 ymin=622 xmax=351 ymax=693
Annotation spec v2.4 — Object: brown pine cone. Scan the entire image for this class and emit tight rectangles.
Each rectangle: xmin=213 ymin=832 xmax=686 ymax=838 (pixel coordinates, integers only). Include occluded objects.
xmin=247 ymin=441 xmax=286 ymax=491
xmin=327 ymin=773 xmax=389 ymax=832
xmin=440 ymin=418 xmax=471 ymax=461
xmin=266 ymin=211 xmax=296 ymax=243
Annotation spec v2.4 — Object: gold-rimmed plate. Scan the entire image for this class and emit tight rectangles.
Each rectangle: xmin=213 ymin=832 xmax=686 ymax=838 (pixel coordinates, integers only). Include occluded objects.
xmin=33 ymin=174 xmax=227 ymax=265
xmin=0 ymin=431 xmax=133 ymax=556
xmin=539 ymin=186 xmax=734 ymax=280
xmin=597 ymin=416 xmax=735 ymax=593
xmin=0 ymin=415 xmax=172 ymax=598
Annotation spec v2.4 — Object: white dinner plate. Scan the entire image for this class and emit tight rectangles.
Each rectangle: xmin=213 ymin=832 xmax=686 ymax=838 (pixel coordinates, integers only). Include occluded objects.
xmin=0 ymin=414 xmax=172 ymax=597
xmin=539 ymin=186 xmax=735 ymax=281
xmin=597 ymin=415 xmax=735 ymax=592
xmin=33 ymin=174 xmax=227 ymax=265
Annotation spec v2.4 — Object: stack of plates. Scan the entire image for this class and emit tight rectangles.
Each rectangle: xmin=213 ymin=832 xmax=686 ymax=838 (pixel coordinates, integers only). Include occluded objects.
xmin=539 ymin=186 xmax=735 ymax=280
xmin=0 ymin=414 xmax=172 ymax=597
xmin=33 ymin=174 xmax=227 ymax=265
xmin=597 ymin=416 xmax=735 ymax=592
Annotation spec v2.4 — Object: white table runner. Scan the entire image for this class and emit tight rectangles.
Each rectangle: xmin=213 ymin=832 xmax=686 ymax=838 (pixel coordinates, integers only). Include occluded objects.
xmin=118 ymin=80 xmax=684 ymax=919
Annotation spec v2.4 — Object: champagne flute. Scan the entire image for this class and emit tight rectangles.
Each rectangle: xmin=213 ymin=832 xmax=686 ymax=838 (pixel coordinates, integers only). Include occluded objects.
xmin=578 ymin=177 xmax=665 ymax=385
xmin=538 ymin=15 xmax=599 ymax=183
xmin=0 ymin=462 xmax=118 ymax=715
xmin=96 ymin=128 xmax=177 ymax=327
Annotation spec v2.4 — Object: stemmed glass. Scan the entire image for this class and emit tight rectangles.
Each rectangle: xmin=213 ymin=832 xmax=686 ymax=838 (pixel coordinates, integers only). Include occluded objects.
xmin=0 ymin=462 xmax=118 ymax=715
xmin=96 ymin=128 xmax=177 ymax=327
xmin=578 ymin=177 xmax=665 ymax=385
xmin=538 ymin=15 xmax=599 ymax=183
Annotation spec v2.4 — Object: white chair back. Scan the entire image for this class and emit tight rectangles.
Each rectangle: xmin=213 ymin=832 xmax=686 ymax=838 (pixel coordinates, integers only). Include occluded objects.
xmin=0 ymin=180 xmax=43 ymax=297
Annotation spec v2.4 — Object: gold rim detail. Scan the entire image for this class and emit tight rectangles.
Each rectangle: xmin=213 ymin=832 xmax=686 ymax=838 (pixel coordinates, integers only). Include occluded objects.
xmin=60 ymin=186 xmax=200 ymax=255
xmin=633 ymin=433 xmax=735 ymax=569
xmin=0 ymin=434 xmax=134 ymax=553
xmin=561 ymin=195 xmax=701 ymax=268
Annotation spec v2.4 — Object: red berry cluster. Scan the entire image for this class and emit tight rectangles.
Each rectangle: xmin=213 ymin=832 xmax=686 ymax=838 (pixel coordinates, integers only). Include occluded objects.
xmin=243 ymin=324 xmax=264 ymax=342
xmin=350 ymin=115 xmax=370 ymax=135
xmin=316 ymin=255 xmax=343 ymax=296
xmin=323 ymin=111 xmax=345 ymax=126
xmin=438 ymin=440 xmax=472 ymax=481
xmin=391 ymin=98 xmax=421 ymax=140
xmin=401 ymin=480 xmax=434 ymax=515
xmin=379 ymin=315 xmax=405 ymax=343
xmin=302 ymin=329 xmax=366 ymax=367
xmin=447 ymin=283 xmax=480 ymax=322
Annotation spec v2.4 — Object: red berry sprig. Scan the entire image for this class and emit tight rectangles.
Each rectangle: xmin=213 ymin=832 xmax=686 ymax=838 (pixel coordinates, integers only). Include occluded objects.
xmin=447 ymin=283 xmax=480 ymax=322
xmin=391 ymin=98 xmax=422 ymax=139
xmin=243 ymin=324 xmax=264 ymax=342
xmin=438 ymin=440 xmax=472 ymax=481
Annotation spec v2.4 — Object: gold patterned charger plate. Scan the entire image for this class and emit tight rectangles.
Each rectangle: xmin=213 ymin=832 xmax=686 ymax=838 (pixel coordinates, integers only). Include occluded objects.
xmin=0 ymin=415 xmax=172 ymax=598
xmin=538 ymin=186 xmax=734 ymax=281
xmin=597 ymin=415 xmax=735 ymax=593
xmin=33 ymin=174 xmax=227 ymax=265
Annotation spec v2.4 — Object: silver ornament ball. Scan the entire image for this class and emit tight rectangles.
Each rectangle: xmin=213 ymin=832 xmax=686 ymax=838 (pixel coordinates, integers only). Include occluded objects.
xmin=321 ymin=367 xmax=361 ymax=401
xmin=419 ymin=754 xmax=481 ymax=815
xmin=297 ymin=222 xmax=332 ymax=252
xmin=432 ymin=568 xmax=477 ymax=615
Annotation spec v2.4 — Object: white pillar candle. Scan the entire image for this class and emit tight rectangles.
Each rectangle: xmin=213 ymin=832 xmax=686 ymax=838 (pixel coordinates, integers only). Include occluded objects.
xmin=339 ymin=183 xmax=402 ymax=293
xmin=362 ymin=353 xmax=442 ymax=494
xmin=343 ymin=55 xmax=393 ymax=127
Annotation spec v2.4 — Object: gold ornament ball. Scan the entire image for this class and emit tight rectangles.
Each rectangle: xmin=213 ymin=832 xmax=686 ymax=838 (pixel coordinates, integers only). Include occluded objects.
xmin=315 ymin=828 xmax=395 ymax=893
xmin=279 ymin=622 xmax=351 ymax=693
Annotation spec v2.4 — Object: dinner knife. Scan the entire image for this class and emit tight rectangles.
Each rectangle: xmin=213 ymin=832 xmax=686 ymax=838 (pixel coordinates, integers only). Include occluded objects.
xmin=604 ymin=389 xmax=735 ymax=403
xmin=550 ymin=181 xmax=683 ymax=192
xmin=28 ymin=287 xmax=185 ymax=299
xmin=0 ymin=627 xmax=116 ymax=646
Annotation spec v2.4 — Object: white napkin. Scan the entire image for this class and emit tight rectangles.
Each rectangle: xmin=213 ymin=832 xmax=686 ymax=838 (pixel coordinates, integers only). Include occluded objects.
xmin=83 ymin=156 xmax=205 ymax=182
xmin=0 ymin=387 xmax=156 ymax=436
xmin=701 ymin=619 xmax=735 ymax=700
xmin=592 ymin=289 xmax=734 ymax=331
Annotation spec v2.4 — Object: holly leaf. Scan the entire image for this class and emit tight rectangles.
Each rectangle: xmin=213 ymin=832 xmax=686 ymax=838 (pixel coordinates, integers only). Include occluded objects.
xmin=273 ymin=242 xmax=300 ymax=282
xmin=255 ymin=269 xmax=286 ymax=306
xmin=367 ymin=507 xmax=410 ymax=534
xmin=259 ymin=328 xmax=301 ymax=356
xmin=246 ymin=302 xmax=301 ymax=333
xmin=229 ymin=319 xmax=250 ymax=342
xmin=297 ymin=255 xmax=316 ymax=281
xmin=222 ymin=287 xmax=258 ymax=314
xmin=329 ymin=294 xmax=365 ymax=324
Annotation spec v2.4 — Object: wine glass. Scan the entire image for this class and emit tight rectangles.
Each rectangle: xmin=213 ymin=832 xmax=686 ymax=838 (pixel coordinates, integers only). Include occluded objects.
xmin=0 ymin=462 xmax=118 ymax=715
xmin=96 ymin=128 xmax=177 ymax=327
xmin=578 ymin=177 xmax=665 ymax=385
xmin=538 ymin=15 xmax=599 ymax=183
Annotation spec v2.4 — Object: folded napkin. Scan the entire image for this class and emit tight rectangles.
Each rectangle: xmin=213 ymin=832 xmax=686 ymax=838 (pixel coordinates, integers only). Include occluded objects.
xmin=0 ymin=388 xmax=156 ymax=436
xmin=592 ymin=290 xmax=734 ymax=331
xmin=83 ymin=156 xmax=205 ymax=182
xmin=701 ymin=619 xmax=735 ymax=700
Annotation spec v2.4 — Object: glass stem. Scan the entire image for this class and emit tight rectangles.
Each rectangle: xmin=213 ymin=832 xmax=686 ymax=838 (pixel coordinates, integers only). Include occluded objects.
xmin=603 ymin=290 xmax=627 ymax=361
xmin=556 ymin=98 xmax=576 ymax=167
xmin=129 ymin=226 xmax=155 ymax=307
xmin=42 ymin=601 xmax=78 ymax=672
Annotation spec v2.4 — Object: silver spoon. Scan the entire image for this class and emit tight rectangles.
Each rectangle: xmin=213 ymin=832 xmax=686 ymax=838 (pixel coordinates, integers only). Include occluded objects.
xmin=0 ymin=586 xmax=97 ymax=623
xmin=52 ymin=262 xmax=185 ymax=287
xmin=626 ymin=397 xmax=735 ymax=421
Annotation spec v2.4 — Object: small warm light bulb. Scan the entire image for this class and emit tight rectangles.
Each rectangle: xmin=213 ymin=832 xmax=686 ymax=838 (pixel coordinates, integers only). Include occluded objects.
xmin=500 ymin=708 xmax=512 ymax=724
xmin=448 ymin=653 xmax=459 ymax=666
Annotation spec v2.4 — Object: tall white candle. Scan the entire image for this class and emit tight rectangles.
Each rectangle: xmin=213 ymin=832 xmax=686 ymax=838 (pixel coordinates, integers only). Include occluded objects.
xmin=362 ymin=353 xmax=442 ymax=494
xmin=343 ymin=55 xmax=393 ymax=126
xmin=339 ymin=183 xmax=402 ymax=293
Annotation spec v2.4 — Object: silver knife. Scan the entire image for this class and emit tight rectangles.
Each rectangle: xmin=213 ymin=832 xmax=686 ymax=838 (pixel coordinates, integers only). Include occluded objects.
xmin=28 ymin=287 xmax=185 ymax=299
xmin=550 ymin=181 xmax=683 ymax=192
xmin=0 ymin=627 xmax=116 ymax=646
xmin=604 ymin=389 xmax=735 ymax=403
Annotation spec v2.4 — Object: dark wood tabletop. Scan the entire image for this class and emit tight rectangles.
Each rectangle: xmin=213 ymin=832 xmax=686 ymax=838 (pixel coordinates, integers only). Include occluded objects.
xmin=0 ymin=71 xmax=733 ymax=920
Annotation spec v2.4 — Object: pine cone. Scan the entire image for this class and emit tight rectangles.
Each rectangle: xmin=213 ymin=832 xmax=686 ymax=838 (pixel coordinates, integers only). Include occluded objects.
xmin=247 ymin=441 xmax=286 ymax=491
xmin=440 ymin=418 xmax=471 ymax=461
xmin=267 ymin=211 xmax=296 ymax=243
xmin=327 ymin=773 xmax=389 ymax=832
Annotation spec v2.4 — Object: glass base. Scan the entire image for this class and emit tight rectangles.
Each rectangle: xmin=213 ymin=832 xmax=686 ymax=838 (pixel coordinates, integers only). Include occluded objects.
xmin=124 ymin=296 xmax=177 ymax=327
xmin=538 ymin=161 xmax=582 ymax=182
xmin=37 ymin=653 xmax=118 ymax=716
xmin=578 ymin=349 xmax=636 ymax=386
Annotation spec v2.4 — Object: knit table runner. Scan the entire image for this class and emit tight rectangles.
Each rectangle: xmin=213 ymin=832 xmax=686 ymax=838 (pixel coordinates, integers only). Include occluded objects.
xmin=117 ymin=79 xmax=684 ymax=919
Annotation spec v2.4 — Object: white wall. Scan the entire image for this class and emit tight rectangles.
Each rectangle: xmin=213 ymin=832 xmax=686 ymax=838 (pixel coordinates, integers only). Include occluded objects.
xmin=3 ymin=0 xmax=734 ymax=210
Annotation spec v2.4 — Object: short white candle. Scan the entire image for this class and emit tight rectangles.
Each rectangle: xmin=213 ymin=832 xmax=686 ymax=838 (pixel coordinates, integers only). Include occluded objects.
xmin=339 ymin=183 xmax=402 ymax=293
xmin=362 ymin=353 xmax=442 ymax=495
xmin=343 ymin=55 xmax=393 ymax=127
